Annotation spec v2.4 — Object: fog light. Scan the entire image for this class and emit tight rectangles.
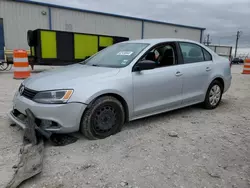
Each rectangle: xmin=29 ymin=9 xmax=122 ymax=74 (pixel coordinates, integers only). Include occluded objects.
xmin=40 ymin=120 xmax=53 ymax=129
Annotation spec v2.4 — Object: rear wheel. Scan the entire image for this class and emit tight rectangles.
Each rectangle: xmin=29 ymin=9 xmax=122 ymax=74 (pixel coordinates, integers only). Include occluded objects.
xmin=80 ymin=96 xmax=125 ymax=140
xmin=203 ymin=80 xmax=223 ymax=109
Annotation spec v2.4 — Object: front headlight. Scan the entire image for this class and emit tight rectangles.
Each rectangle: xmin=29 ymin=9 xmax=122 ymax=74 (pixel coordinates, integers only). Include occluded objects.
xmin=33 ymin=90 xmax=73 ymax=104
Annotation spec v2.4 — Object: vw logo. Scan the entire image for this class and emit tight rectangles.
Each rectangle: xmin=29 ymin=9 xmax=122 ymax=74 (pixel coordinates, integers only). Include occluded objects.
xmin=19 ymin=86 xmax=25 ymax=95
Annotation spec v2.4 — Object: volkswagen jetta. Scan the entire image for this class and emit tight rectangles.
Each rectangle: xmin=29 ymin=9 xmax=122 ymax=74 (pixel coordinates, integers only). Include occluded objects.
xmin=9 ymin=38 xmax=232 ymax=139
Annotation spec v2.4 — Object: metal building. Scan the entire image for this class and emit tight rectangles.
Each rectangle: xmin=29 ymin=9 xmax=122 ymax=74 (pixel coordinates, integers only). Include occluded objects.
xmin=207 ymin=45 xmax=232 ymax=59
xmin=0 ymin=0 xmax=205 ymax=60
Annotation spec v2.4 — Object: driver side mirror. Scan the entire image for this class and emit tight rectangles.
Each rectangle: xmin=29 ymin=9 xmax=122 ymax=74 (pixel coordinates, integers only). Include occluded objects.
xmin=133 ymin=60 xmax=156 ymax=72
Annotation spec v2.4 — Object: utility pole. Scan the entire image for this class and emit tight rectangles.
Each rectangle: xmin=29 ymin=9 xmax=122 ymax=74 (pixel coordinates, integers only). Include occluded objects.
xmin=234 ymin=31 xmax=242 ymax=58
xmin=207 ymin=34 xmax=210 ymax=45
xmin=204 ymin=34 xmax=211 ymax=45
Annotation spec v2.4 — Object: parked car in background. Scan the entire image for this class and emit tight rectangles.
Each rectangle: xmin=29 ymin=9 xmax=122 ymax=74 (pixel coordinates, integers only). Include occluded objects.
xmin=231 ymin=57 xmax=244 ymax=64
xmin=9 ymin=38 xmax=232 ymax=140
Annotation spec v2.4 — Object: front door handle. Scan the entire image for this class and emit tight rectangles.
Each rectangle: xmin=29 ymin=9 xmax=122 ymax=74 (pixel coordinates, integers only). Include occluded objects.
xmin=206 ymin=67 xmax=212 ymax=71
xmin=175 ymin=71 xmax=183 ymax=77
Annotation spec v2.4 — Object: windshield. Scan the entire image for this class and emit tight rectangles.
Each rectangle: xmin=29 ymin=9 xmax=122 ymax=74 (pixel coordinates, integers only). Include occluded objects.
xmin=83 ymin=43 xmax=149 ymax=68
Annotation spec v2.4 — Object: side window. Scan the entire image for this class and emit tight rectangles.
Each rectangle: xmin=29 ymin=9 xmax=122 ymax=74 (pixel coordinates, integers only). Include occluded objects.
xmin=179 ymin=42 xmax=205 ymax=64
xmin=142 ymin=43 xmax=177 ymax=68
xmin=203 ymin=49 xmax=212 ymax=61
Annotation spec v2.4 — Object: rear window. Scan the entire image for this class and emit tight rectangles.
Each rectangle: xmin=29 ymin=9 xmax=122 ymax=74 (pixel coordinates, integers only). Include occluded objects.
xmin=179 ymin=42 xmax=212 ymax=63
xmin=203 ymin=49 xmax=212 ymax=61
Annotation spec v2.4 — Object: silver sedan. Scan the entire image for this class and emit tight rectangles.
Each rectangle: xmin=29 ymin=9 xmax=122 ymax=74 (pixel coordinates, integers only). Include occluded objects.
xmin=9 ymin=38 xmax=232 ymax=139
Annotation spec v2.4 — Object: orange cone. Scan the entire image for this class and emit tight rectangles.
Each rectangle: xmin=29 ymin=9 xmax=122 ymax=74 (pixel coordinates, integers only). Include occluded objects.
xmin=242 ymin=58 xmax=250 ymax=74
xmin=13 ymin=49 xmax=31 ymax=79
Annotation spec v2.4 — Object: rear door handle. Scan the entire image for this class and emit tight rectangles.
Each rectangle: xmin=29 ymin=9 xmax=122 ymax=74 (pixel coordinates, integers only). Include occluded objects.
xmin=175 ymin=71 xmax=183 ymax=77
xmin=206 ymin=67 xmax=212 ymax=71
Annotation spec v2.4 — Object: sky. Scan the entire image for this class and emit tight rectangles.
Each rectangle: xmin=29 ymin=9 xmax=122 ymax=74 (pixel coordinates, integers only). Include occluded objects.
xmin=30 ymin=0 xmax=250 ymax=49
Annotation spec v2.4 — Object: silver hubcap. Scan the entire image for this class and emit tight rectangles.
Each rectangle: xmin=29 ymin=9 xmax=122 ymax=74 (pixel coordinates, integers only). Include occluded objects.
xmin=209 ymin=85 xmax=221 ymax=106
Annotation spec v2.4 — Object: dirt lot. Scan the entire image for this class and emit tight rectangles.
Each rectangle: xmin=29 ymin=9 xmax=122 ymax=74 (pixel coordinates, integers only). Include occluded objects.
xmin=0 ymin=65 xmax=249 ymax=188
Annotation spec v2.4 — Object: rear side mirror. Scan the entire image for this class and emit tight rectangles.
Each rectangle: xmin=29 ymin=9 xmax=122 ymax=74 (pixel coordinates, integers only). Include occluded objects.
xmin=134 ymin=60 xmax=156 ymax=71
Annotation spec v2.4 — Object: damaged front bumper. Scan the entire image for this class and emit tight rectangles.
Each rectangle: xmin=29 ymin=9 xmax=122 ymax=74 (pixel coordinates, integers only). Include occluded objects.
xmin=9 ymin=109 xmax=27 ymax=129
xmin=10 ymin=93 xmax=87 ymax=134
xmin=9 ymin=108 xmax=52 ymax=139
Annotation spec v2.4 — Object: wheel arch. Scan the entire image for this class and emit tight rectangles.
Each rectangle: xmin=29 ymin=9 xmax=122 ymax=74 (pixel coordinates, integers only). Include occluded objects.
xmin=86 ymin=92 xmax=130 ymax=122
xmin=211 ymin=77 xmax=225 ymax=92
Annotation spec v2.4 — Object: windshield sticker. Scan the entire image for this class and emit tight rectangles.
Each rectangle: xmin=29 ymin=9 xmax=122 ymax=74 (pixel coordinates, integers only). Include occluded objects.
xmin=117 ymin=51 xmax=133 ymax=56
xmin=121 ymin=60 xmax=128 ymax=65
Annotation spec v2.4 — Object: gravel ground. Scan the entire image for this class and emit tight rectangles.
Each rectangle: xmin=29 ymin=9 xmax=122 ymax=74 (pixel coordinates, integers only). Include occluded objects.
xmin=0 ymin=65 xmax=249 ymax=188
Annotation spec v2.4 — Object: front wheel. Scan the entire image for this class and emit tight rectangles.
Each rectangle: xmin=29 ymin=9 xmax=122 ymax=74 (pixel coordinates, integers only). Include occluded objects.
xmin=80 ymin=96 xmax=125 ymax=140
xmin=203 ymin=80 xmax=223 ymax=109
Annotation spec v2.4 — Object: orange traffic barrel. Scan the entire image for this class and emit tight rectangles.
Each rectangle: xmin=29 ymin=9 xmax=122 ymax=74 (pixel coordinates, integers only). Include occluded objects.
xmin=242 ymin=58 xmax=250 ymax=74
xmin=13 ymin=49 xmax=31 ymax=79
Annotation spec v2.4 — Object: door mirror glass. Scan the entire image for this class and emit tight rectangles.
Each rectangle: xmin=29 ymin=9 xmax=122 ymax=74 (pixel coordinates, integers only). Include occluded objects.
xmin=134 ymin=60 xmax=156 ymax=71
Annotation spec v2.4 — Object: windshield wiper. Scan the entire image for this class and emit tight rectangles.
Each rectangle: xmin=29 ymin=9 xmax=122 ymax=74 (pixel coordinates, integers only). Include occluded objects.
xmin=79 ymin=61 xmax=86 ymax=65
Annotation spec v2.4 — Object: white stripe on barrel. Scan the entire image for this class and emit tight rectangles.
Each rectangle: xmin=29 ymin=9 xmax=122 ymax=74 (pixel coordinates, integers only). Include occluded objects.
xmin=13 ymin=57 xmax=28 ymax=62
xmin=13 ymin=67 xmax=30 ymax=72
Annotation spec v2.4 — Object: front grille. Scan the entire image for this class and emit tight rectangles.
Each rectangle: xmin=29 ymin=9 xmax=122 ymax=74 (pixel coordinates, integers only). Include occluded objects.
xmin=22 ymin=87 xmax=38 ymax=100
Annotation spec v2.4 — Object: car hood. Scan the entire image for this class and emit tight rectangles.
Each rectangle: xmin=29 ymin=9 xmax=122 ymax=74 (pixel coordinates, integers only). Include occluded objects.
xmin=23 ymin=64 xmax=120 ymax=91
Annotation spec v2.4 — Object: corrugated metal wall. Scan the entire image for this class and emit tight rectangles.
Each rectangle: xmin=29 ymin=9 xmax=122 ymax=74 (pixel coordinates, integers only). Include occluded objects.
xmin=207 ymin=46 xmax=216 ymax=51
xmin=214 ymin=46 xmax=232 ymax=56
xmin=207 ymin=45 xmax=232 ymax=57
xmin=1 ymin=0 xmax=204 ymax=50
xmin=0 ymin=0 xmax=49 ymax=49
xmin=51 ymin=8 xmax=142 ymax=40
xmin=143 ymin=22 xmax=202 ymax=42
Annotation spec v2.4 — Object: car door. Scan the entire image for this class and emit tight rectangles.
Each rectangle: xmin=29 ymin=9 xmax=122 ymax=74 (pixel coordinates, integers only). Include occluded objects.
xmin=132 ymin=43 xmax=183 ymax=118
xmin=178 ymin=42 xmax=213 ymax=105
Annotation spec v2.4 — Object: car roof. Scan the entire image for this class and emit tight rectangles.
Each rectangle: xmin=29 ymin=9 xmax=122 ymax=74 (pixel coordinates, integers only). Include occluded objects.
xmin=122 ymin=38 xmax=200 ymax=45
xmin=121 ymin=38 xmax=220 ymax=59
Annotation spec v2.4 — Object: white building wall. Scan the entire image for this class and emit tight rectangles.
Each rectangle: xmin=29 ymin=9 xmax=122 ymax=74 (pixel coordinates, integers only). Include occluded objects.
xmin=0 ymin=0 xmax=49 ymax=49
xmin=144 ymin=22 xmax=202 ymax=42
xmin=0 ymin=0 xmax=204 ymax=50
xmin=207 ymin=46 xmax=216 ymax=51
xmin=51 ymin=8 xmax=142 ymax=40
xmin=215 ymin=46 xmax=232 ymax=56
xmin=207 ymin=45 xmax=232 ymax=57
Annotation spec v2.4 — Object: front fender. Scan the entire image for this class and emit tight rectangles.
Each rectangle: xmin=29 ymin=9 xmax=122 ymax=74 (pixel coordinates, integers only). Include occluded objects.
xmin=79 ymin=89 xmax=133 ymax=120
xmin=85 ymin=89 xmax=129 ymax=105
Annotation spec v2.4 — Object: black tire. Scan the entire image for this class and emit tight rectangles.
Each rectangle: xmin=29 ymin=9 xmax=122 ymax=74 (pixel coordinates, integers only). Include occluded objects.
xmin=203 ymin=80 xmax=223 ymax=109
xmin=80 ymin=96 xmax=125 ymax=140
xmin=27 ymin=30 xmax=35 ymax=47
